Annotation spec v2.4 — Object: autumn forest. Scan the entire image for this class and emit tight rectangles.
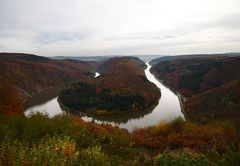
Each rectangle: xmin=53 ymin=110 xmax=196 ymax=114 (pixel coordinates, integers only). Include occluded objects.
xmin=0 ymin=52 xmax=240 ymax=165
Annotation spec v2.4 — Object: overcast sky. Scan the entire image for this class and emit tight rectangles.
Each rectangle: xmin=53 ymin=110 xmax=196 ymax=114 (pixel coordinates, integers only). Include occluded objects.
xmin=0 ymin=0 xmax=240 ymax=56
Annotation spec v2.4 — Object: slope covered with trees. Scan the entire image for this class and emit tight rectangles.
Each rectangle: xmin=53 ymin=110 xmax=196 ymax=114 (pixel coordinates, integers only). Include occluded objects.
xmin=185 ymin=80 xmax=240 ymax=128
xmin=151 ymin=55 xmax=240 ymax=96
xmin=59 ymin=57 xmax=160 ymax=116
xmin=150 ymin=55 xmax=240 ymax=128
xmin=0 ymin=53 xmax=99 ymax=114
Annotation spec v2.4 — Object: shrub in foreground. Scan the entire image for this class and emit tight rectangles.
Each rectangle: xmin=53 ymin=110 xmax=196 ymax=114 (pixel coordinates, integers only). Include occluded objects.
xmin=154 ymin=152 xmax=209 ymax=166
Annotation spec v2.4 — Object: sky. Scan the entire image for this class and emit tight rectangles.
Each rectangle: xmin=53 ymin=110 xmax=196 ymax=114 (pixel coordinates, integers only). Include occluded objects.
xmin=0 ymin=0 xmax=240 ymax=57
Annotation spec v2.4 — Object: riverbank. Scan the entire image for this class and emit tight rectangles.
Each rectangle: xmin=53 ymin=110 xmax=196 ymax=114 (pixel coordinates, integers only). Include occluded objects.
xmin=57 ymin=96 xmax=159 ymax=121
xmin=23 ymin=83 xmax=69 ymax=110
xmin=149 ymin=69 xmax=188 ymax=120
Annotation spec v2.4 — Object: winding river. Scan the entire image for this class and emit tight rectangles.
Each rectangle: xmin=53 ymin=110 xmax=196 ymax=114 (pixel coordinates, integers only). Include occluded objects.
xmin=24 ymin=62 xmax=184 ymax=131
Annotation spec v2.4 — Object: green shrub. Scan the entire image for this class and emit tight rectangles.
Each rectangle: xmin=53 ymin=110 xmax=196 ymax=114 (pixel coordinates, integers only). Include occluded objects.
xmin=0 ymin=136 xmax=80 ymax=165
xmin=83 ymin=146 xmax=110 ymax=166
xmin=153 ymin=117 xmax=185 ymax=136
xmin=209 ymin=120 xmax=237 ymax=136
xmin=218 ymin=151 xmax=240 ymax=166
xmin=154 ymin=152 xmax=209 ymax=166
xmin=170 ymin=117 xmax=185 ymax=132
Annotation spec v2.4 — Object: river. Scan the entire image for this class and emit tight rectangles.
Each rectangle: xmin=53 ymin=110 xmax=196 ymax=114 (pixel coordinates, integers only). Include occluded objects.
xmin=24 ymin=62 xmax=184 ymax=131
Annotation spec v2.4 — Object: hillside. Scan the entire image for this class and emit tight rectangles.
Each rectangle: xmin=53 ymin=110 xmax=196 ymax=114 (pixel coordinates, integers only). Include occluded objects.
xmin=185 ymin=80 xmax=240 ymax=128
xmin=151 ymin=55 xmax=240 ymax=96
xmin=150 ymin=55 xmax=240 ymax=127
xmin=150 ymin=53 xmax=240 ymax=66
xmin=0 ymin=53 xmax=99 ymax=114
xmin=59 ymin=57 xmax=160 ymax=116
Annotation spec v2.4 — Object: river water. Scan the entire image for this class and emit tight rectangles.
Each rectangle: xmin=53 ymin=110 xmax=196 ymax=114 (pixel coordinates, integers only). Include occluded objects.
xmin=24 ymin=62 xmax=184 ymax=131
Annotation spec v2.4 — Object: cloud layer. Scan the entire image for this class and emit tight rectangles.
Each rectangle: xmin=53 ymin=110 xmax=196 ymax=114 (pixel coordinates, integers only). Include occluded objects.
xmin=1 ymin=0 xmax=240 ymax=56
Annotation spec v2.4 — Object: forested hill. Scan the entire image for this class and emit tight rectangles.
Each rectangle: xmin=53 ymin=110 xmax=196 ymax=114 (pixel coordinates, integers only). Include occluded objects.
xmin=150 ymin=53 xmax=240 ymax=66
xmin=59 ymin=57 xmax=160 ymax=116
xmin=97 ymin=56 xmax=146 ymax=73
xmin=150 ymin=55 xmax=240 ymax=96
xmin=150 ymin=55 xmax=240 ymax=128
xmin=0 ymin=53 xmax=99 ymax=115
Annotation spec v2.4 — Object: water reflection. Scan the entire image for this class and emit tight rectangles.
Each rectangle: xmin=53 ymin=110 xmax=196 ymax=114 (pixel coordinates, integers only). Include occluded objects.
xmin=94 ymin=72 xmax=100 ymax=78
xmin=24 ymin=63 xmax=184 ymax=131
xmin=25 ymin=97 xmax=64 ymax=118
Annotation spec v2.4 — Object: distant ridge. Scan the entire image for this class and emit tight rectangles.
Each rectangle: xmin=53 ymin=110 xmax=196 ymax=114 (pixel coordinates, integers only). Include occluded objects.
xmin=150 ymin=52 xmax=240 ymax=65
xmin=51 ymin=56 xmax=112 ymax=62
xmin=51 ymin=55 xmax=164 ymax=62
xmin=0 ymin=52 xmax=49 ymax=61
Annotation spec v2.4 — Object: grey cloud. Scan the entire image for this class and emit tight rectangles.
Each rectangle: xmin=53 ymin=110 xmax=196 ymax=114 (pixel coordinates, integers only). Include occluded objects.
xmin=35 ymin=32 xmax=86 ymax=45
xmin=0 ymin=0 xmax=240 ymax=56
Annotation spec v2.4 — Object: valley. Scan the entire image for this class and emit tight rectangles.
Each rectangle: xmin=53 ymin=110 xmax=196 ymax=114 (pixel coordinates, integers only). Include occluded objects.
xmin=24 ymin=61 xmax=184 ymax=131
xmin=1 ymin=52 xmax=240 ymax=165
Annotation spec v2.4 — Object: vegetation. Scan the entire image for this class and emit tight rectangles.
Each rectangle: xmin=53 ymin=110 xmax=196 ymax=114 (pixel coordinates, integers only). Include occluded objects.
xmin=0 ymin=53 xmax=99 ymax=103
xmin=151 ymin=56 xmax=240 ymax=96
xmin=185 ymin=80 xmax=240 ymax=128
xmin=1 ymin=53 xmax=240 ymax=165
xmin=151 ymin=55 xmax=240 ymax=128
xmin=0 ymin=81 xmax=22 ymax=115
xmin=59 ymin=57 xmax=160 ymax=115
xmin=0 ymin=113 xmax=239 ymax=165
xmin=59 ymin=82 xmax=146 ymax=113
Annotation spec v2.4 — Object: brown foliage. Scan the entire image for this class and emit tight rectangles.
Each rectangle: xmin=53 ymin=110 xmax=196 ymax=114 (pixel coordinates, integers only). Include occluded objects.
xmin=151 ymin=56 xmax=240 ymax=97
xmin=59 ymin=57 xmax=161 ymax=113
xmin=0 ymin=53 xmax=99 ymax=100
xmin=0 ymin=81 xmax=22 ymax=115
xmin=185 ymin=80 xmax=240 ymax=128
xmin=131 ymin=119 xmax=239 ymax=153
xmin=151 ymin=55 xmax=240 ymax=128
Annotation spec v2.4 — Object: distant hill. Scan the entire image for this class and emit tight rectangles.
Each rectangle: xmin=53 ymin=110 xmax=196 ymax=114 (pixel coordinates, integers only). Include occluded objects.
xmin=0 ymin=53 xmax=100 ymax=114
xmin=51 ymin=56 xmax=112 ymax=62
xmin=52 ymin=55 xmax=164 ymax=63
xmin=150 ymin=52 xmax=240 ymax=66
xmin=131 ymin=55 xmax=163 ymax=62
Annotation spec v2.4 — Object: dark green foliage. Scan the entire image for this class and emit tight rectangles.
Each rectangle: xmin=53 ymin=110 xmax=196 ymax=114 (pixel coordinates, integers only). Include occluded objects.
xmin=83 ymin=146 xmax=110 ymax=166
xmin=59 ymin=81 xmax=145 ymax=112
xmin=154 ymin=153 xmax=210 ymax=166
xmin=59 ymin=82 xmax=96 ymax=110
xmin=0 ymin=113 xmax=95 ymax=147
xmin=218 ymin=151 xmax=240 ymax=166
xmin=170 ymin=117 xmax=185 ymax=132
xmin=97 ymin=94 xmax=145 ymax=110
xmin=179 ymin=61 xmax=221 ymax=92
